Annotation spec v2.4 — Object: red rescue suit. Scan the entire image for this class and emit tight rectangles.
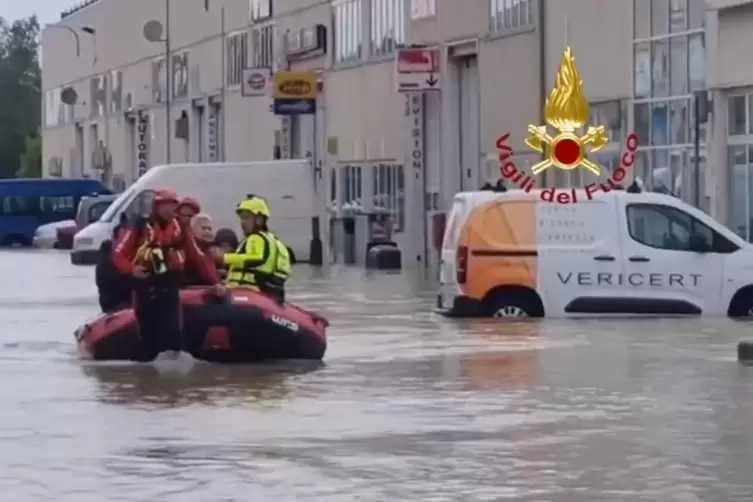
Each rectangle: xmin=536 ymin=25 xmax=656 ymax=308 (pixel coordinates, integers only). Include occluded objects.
xmin=112 ymin=217 xmax=218 ymax=282
xmin=111 ymin=216 xmax=218 ymax=360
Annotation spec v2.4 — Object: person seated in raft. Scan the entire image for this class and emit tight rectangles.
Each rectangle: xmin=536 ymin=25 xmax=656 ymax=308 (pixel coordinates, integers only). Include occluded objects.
xmin=214 ymin=228 xmax=239 ymax=253
xmin=211 ymin=228 xmax=240 ymax=280
xmin=95 ymin=239 xmax=132 ymax=313
xmin=190 ymin=213 xmax=215 ymax=252
xmin=214 ymin=196 xmax=291 ymax=302
xmin=176 ymin=196 xmax=201 ymax=228
xmin=182 ymin=213 xmax=219 ymax=287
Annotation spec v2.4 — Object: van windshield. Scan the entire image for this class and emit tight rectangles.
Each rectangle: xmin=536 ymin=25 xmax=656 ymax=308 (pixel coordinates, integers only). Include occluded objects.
xmin=99 ymin=185 xmax=137 ymax=222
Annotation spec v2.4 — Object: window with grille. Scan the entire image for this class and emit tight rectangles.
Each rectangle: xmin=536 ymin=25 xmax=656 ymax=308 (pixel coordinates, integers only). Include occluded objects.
xmin=226 ymin=31 xmax=249 ymax=86
xmin=410 ymin=0 xmax=435 ymax=19
xmin=370 ymin=0 xmax=405 ymax=56
xmin=372 ymin=162 xmax=405 ymax=231
xmin=490 ymin=0 xmax=533 ymax=32
xmin=251 ymin=22 xmax=275 ymax=69
xmin=332 ymin=0 xmax=363 ymax=63
xmin=249 ymin=0 xmax=271 ymax=21
xmin=171 ymin=52 xmax=189 ymax=99
xmin=152 ymin=57 xmax=166 ymax=102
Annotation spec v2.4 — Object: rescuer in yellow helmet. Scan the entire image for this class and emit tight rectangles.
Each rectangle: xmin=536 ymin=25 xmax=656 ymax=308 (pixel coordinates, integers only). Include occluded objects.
xmin=221 ymin=196 xmax=292 ymax=301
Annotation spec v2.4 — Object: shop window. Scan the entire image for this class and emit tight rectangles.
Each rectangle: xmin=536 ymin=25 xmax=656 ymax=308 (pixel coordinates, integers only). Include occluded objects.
xmin=728 ymin=96 xmax=746 ymax=136
xmin=652 ymin=0 xmax=669 ymax=36
xmin=635 ymin=0 xmax=650 ymax=39
xmin=371 ymin=163 xmax=405 ymax=231
xmin=634 ymin=42 xmax=650 ymax=98
xmin=689 ymin=34 xmax=705 ymax=90
xmin=669 ymin=0 xmax=686 ymax=32
xmin=341 ymin=164 xmax=362 ymax=205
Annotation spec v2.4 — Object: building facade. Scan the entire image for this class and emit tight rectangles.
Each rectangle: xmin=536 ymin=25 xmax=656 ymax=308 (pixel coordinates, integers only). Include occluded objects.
xmin=39 ymin=0 xmax=753 ymax=263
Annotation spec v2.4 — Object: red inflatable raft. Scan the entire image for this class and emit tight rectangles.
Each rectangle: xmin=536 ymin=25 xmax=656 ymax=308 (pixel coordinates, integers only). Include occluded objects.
xmin=75 ymin=287 xmax=328 ymax=362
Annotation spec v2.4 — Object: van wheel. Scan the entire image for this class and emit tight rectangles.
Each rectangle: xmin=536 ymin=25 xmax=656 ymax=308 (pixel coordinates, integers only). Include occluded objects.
xmin=484 ymin=292 xmax=540 ymax=319
xmin=729 ymin=292 xmax=753 ymax=318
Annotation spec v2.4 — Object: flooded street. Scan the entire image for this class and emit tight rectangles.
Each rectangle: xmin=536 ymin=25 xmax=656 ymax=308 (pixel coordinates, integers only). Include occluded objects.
xmin=2 ymin=250 xmax=753 ymax=501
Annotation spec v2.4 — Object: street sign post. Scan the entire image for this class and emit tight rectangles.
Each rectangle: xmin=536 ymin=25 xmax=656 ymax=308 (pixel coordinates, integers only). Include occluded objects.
xmin=272 ymin=70 xmax=318 ymax=115
xmin=395 ymin=47 xmax=440 ymax=92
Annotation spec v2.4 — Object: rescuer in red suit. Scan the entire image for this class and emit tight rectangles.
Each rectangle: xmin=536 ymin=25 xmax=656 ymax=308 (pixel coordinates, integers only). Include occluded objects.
xmin=112 ymin=190 xmax=219 ymax=360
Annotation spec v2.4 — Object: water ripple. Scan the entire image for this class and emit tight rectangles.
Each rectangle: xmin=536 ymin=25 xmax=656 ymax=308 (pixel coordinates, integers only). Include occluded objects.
xmin=0 ymin=257 xmax=752 ymax=501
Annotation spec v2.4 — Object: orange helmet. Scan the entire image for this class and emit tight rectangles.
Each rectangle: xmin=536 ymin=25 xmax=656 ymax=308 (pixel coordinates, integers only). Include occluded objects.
xmin=178 ymin=196 xmax=200 ymax=212
xmin=153 ymin=189 xmax=178 ymax=205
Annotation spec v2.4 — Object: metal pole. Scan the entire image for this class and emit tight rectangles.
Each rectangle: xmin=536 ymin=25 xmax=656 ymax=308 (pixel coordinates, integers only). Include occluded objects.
xmin=165 ymin=0 xmax=172 ymax=164
xmin=312 ymin=105 xmax=324 ymax=265
xmin=693 ymin=93 xmax=701 ymax=207
xmin=220 ymin=6 xmax=226 ymax=161
xmin=420 ymin=93 xmax=429 ymax=269
xmin=50 ymin=26 xmax=81 ymax=56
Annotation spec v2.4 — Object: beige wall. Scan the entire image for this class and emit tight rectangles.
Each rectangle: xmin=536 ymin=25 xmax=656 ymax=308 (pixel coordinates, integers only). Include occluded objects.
xmin=42 ymin=0 xmax=407 ymax=182
xmin=544 ymin=0 xmax=633 ymax=102
xmin=409 ymin=0 xmax=489 ymax=45
xmin=478 ymin=31 xmax=540 ymax=161
xmin=40 ymin=0 xmax=679 ymax=198
xmin=325 ymin=62 xmax=403 ymax=161
xmin=42 ymin=0 xmax=247 ymax=88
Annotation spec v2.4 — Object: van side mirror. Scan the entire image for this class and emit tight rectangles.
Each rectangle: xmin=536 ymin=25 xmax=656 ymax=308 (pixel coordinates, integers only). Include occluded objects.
xmin=688 ymin=235 xmax=709 ymax=253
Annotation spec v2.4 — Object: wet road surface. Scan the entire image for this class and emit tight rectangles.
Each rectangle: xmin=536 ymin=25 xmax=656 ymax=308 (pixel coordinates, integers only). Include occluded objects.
xmin=1 ymin=250 xmax=753 ymax=501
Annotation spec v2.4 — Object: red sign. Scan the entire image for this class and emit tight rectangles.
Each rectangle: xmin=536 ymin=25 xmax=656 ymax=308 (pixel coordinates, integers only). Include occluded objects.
xmin=396 ymin=48 xmax=439 ymax=73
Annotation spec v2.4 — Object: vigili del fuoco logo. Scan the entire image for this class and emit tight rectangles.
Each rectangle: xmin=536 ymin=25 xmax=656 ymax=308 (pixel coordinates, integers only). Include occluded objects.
xmin=496 ymin=47 xmax=639 ymax=204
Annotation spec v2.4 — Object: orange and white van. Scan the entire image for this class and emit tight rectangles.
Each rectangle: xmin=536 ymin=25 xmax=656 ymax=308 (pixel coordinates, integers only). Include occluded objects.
xmin=437 ymin=187 xmax=753 ymax=318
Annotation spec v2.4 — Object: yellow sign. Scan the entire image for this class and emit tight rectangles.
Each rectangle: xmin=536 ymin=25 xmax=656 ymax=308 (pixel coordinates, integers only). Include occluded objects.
xmin=525 ymin=47 xmax=608 ymax=175
xmin=272 ymin=70 xmax=318 ymax=100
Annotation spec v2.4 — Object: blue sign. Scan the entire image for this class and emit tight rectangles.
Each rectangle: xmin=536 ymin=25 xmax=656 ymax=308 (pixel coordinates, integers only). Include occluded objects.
xmin=273 ymin=98 xmax=316 ymax=115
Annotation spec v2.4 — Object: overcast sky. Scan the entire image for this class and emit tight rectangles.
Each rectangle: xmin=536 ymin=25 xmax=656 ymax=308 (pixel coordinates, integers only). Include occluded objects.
xmin=1 ymin=0 xmax=71 ymax=26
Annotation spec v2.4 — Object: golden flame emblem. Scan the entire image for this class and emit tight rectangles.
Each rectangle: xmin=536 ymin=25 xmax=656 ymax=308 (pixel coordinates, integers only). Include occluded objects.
xmin=525 ymin=47 xmax=608 ymax=175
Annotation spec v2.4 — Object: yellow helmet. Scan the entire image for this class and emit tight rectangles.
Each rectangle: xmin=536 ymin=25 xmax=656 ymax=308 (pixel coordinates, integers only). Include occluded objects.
xmin=236 ymin=197 xmax=270 ymax=217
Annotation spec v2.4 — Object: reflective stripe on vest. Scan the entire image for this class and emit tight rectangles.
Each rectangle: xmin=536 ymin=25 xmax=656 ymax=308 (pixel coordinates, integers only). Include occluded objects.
xmin=226 ymin=232 xmax=275 ymax=286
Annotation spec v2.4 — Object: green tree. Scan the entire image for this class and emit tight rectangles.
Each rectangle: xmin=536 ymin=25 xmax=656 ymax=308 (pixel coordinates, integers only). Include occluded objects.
xmin=0 ymin=15 xmax=41 ymax=178
xmin=16 ymin=134 xmax=41 ymax=177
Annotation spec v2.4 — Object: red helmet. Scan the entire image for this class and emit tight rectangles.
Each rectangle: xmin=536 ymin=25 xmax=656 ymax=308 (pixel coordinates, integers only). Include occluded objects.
xmin=153 ymin=189 xmax=178 ymax=204
xmin=178 ymin=196 xmax=201 ymax=212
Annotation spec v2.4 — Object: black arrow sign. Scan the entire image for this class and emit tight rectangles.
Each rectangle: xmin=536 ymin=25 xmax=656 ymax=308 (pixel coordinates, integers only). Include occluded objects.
xmin=426 ymin=73 xmax=437 ymax=87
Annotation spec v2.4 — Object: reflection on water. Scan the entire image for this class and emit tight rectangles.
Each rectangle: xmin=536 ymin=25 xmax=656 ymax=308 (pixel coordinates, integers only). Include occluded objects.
xmin=2 ymin=252 xmax=753 ymax=500
xmin=83 ymin=361 xmax=325 ymax=408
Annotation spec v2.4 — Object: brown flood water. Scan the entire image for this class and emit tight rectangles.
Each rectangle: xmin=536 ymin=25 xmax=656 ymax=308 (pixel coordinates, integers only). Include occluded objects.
xmin=1 ymin=250 xmax=753 ymax=501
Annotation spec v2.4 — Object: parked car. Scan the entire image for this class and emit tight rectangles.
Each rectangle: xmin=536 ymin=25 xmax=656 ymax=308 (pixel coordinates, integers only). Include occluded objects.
xmin=32 ymin=220 xmax=77 ymax=249
xmin=33 ymin=194 xmax=116 ymax=249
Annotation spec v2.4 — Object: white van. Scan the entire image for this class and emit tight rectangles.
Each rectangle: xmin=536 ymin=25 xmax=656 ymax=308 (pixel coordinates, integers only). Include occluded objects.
xmin=71 ymin=160 xmax=317 ymax=265
xmin=437 ymin=187 xmax=753 ymax=318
